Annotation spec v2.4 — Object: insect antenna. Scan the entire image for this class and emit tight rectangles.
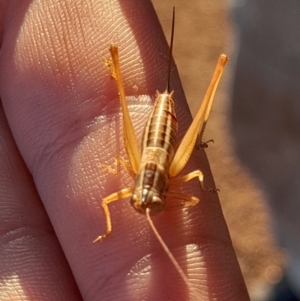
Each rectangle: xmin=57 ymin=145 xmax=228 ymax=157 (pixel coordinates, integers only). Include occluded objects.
xmin=146 ymin=209 xmax=199 ymax=298
xmin=167 ymin=7 xmax=175 ymax=93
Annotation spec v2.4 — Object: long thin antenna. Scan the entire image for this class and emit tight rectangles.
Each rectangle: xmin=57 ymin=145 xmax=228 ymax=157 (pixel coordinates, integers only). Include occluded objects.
xmin=146 ymin=209 xmax=193 ymax=291
xmin=167 ymin=7 xmax=175 ymax=93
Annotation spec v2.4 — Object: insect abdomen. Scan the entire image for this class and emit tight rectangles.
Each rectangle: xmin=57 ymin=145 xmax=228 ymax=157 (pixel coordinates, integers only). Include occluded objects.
xmin=131 ymin=92 xmax=178 ymax=215
xmin=141 ymin=92 xmax=178 ymax=165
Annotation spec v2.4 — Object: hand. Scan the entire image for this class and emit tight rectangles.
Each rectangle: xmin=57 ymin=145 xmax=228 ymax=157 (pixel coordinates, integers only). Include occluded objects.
xmin=0 ymin=1 xmax=249 ymax=300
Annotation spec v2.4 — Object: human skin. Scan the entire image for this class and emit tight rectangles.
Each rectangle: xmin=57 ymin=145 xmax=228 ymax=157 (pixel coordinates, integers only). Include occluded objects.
xmin=0 ymin=1 xmax=249 ymax=300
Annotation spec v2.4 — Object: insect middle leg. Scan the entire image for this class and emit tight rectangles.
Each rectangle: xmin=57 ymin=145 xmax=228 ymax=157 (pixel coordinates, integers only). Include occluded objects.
xmin=93 ymin=187 xmax=133 ymax=243
xmin=101 ymin=156 xmax=135 ymax=179
xmin=169 ymin=170 xmax=204 ymax=189
xmin=168 ymin=169 xmax=216 ymax=207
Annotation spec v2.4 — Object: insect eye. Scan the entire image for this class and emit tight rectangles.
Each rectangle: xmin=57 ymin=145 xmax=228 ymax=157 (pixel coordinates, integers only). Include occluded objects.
xmin=130 ymin=194 xmax=141 ymax=209
xmin=152 ymin=196 xmax=162 ymax=205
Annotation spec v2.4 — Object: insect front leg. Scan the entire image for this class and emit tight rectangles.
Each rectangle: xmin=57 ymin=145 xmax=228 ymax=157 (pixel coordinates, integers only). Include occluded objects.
xmin=93 ymin=187 xmax=133 ymax=243
xmin=167 ymin=190 xmax=200 ymax=207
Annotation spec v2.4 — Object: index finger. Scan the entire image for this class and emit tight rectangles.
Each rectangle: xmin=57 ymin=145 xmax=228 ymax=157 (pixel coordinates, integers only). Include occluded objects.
xmin=0 ymin=0 xmax=249 ymax=300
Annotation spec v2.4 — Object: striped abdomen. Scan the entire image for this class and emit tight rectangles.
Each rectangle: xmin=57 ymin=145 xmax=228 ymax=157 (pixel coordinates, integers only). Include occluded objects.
xmin=131 ymin=91 xmax=178 ymax=215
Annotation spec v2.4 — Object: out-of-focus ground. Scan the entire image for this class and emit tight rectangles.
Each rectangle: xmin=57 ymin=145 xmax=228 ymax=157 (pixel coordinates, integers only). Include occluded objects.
xmin=152 ymin=1 xmax=285 ymax=300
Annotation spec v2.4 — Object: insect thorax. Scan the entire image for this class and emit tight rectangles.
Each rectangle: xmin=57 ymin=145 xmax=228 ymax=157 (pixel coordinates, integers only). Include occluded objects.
xmin=130 ymin=151 xmax=169 ymax=215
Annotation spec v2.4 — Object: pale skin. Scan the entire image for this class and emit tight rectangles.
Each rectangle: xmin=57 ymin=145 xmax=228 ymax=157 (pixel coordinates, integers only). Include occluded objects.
xmin=0 ymin=1 xmax=249 ymax=300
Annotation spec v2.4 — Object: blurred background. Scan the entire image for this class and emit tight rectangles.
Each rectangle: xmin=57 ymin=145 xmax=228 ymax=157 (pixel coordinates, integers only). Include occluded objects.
xmin=151 ymin=1 xmax=298 ymax=300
